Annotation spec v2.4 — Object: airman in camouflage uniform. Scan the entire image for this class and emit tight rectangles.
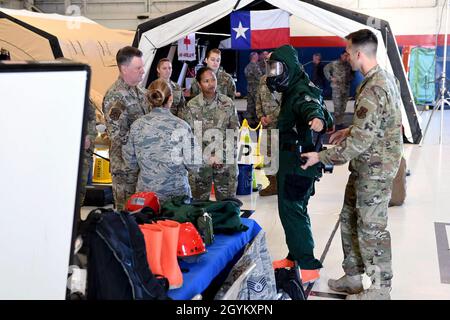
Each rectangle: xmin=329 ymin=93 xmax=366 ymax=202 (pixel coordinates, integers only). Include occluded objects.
xmin=79 ymin=98 xmax=97 ymax=208
xmin=102 ymin=47 xmax=150 ymax=210
xmin=244 ymin=52 xmax=263 ymax=127
xmin=156 ymin=58 xmax=186 ymax=118
xmin=122 ymin=107 xmax=199 ymax=203
xmin=302 ymin=30 xmax=403 ymax=300
xmin=169 ymin=80 xmax=185 ymax=118
xmin=190 ymin=69 xmax=236 ymax=100
xmin=190 ymin=48 xmax=236 ymax=100
xmin=256 ymin=75 xmax=281 ymax=157
xmin=256 ymin=75 xmax=281 ymax=196
xmin=183 ymin=68 xmax=240 ymax=201
xmin=324 ymin=52 xmax=354 ymax=126
xmin=258 ymin=51 xmax=269 ymax=74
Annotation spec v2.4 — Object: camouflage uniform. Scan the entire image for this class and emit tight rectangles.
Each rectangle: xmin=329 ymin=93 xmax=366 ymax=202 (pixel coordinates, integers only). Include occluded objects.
xmin=190 ymin=69 xmax=236 ymax=100
xmin=256 ymin=75 xmax=281 ymax=160
xmin=168 ymin=80 xmax=185 ymax=118
xmin=183 ymin=93 xmax=240 ymax=200
xmin=258 ymin=59 xmax=266 ymax=74
xmin=79 ymin=99 xmax=97 ymax=207
xmin=244 ymin=61 xmax=263 ymax=127
xmin=319 ymin=65 xmax=403 ymax=288
xmin=324 ymin=59 xmax=354 ymax=126
xmin=102 ymin=77 xmax=150 ymax=210
xmin=122 ymin=107 xmax=199 ymax=203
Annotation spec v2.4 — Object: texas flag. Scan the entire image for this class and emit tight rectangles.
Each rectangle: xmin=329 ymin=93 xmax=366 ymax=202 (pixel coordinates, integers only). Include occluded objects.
xmin=230 ymin=9 xmax=290 ymax=50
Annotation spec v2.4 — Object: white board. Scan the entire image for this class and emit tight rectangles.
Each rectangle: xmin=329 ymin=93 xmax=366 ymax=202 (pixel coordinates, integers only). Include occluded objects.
xmin=0 ymin=62 xmax=90 ymax=300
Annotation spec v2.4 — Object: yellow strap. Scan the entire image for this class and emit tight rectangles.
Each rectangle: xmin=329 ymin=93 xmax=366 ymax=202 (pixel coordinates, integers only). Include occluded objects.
xmin=249 ymin=122 xmax=262 ymax=131
xmin=239 ymin=118 xmax=262 ymax=131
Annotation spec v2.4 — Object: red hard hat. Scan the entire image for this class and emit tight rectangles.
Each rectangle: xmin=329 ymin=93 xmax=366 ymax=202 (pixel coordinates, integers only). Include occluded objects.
xmin=125 ymin=192 xmax=160 ymax=213
xmin=177 ymin=222 xmax=206 ymax=258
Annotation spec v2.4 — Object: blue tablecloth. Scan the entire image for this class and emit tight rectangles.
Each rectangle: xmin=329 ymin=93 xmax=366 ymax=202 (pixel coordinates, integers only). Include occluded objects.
xmin=168 ymin=218 xmax=261 ymax=300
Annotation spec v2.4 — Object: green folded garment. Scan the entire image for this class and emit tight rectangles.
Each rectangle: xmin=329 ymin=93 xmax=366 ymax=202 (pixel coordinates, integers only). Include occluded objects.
xmin=160 ymin=196 xmax=249 ymax=234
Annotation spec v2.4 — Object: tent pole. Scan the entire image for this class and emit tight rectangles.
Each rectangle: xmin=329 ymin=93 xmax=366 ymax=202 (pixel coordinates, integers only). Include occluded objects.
xmin=233 ymin=0 xmax=242 ymax=11
xmin=439 ymin=0 xmax=449 ymax=144
xmin=420 ymin=0 xmax=449 ymax=145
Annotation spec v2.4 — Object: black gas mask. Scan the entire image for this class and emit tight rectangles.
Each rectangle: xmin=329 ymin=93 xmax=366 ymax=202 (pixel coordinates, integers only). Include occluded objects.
xmin=265 ymin=60 xmax=289 ymax=93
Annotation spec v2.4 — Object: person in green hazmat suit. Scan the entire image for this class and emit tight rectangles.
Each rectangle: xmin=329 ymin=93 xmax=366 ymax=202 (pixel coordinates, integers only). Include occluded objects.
xmin=267 ymin=45 xmax=334 ymax=283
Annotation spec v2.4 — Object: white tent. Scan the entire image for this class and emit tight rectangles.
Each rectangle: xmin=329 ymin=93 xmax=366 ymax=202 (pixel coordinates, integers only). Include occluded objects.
xmin=134 ymin=0 xmax=422 ymax=144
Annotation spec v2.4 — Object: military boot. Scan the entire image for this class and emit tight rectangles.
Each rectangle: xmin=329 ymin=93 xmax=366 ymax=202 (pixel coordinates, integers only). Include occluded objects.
xmin=346 ymin=287 xmax=391 ymax=300
xmin=328 ymin=274 xmax=363 ymax=294
xmin=259 ymin=175 xmax=277 ymax=196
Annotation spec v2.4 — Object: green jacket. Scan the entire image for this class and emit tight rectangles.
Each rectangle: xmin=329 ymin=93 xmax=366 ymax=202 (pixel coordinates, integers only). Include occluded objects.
xmin=160 ymin=196 xmax=248 ymax=233
xmin=271 ymin=45 xmax=334 ymax=178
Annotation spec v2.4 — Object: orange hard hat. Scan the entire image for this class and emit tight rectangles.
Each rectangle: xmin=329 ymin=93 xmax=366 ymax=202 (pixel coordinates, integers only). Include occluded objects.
xmin=177 ymin=222 xmax=206 ymax=258
xmin=125 ymin=192 xmax=160 ymax=213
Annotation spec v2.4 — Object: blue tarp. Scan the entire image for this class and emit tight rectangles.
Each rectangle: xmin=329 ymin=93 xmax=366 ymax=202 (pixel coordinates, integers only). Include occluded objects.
xmin=168 ymin=218 xmax=262 ymax=300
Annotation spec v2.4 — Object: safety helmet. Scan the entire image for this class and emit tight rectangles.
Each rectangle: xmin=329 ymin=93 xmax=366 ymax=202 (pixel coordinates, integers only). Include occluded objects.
xmin=265 ymin=59 xmax=289 ymax=93
xmin=177 ymin=222 xmax=206 ymax=258
xmin=125 ymin=191 xmax=160 ymax=213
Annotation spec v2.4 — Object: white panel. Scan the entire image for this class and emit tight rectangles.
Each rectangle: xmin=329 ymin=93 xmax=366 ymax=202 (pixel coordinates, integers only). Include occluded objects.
xmin=290 ymin=15 xmax=336 ymax=36
xmin=250 ymin=9 xmax=289 ymax=30
xmin=0 ymin=67 xmax=87 ymax=299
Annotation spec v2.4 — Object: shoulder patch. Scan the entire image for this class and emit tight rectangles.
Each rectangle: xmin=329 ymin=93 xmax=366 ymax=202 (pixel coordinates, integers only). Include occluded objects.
xmin=108 ymin=100 xmax=125 ymax=121
xmin=356 ymin=106 xmax=368 ymax=119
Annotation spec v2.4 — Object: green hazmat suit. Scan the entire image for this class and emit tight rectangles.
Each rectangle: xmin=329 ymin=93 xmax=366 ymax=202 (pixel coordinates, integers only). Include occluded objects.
xmin=271 ymin=45 xmax=334 ymax=270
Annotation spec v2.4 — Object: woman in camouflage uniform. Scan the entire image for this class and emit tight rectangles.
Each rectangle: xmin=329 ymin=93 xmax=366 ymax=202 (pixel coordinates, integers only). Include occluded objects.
xmin=183 ymin=67 xmax=240 ymax=200
xmin=156 ymin=58 xmax=186 ymax=118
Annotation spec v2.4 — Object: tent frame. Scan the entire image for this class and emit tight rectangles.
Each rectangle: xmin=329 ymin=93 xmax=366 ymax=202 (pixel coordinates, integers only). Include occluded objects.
xmin=135 ymin=0 xmax=421 ymax=143
xmin=0 ymin=10 xmax=63 ymax=58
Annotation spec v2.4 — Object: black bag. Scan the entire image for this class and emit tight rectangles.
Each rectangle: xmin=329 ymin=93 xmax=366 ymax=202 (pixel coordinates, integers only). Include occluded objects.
xmin=83 ymin=185 xmax=113 ymax=206
xmin=389 ymin=157 xmax=407 ymax=207
xmin=82 ymin=208 xmax=170 ymax=300
xmin=274 ymin=267 xmax=307 ymax=300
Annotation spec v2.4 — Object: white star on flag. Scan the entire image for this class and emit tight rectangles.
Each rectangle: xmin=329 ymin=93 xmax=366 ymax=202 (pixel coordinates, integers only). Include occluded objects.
xmin=232 ymin=21 xmax=249 ymax=39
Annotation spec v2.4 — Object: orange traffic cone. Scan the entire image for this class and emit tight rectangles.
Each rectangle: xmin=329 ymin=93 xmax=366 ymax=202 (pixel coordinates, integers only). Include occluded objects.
xmin=157 ymin=220 xmax=183 ymax=289
xmin=139 ymin=224 xmax=164 ymax=276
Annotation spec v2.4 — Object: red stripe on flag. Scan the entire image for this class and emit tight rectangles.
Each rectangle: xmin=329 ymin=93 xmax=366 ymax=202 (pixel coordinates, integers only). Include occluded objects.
xmin=290 ymin=36 xmax=347 ymax=47
xmin=290 ymin=34 xmax=450 ymax=47
xmin=251 ymin=28 xmax=290 ymax=49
